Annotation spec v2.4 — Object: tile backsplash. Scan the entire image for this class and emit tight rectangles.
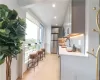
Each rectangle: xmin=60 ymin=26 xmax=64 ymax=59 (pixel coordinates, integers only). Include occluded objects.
xmin=66 ymin=34 xmax=85 ymax=54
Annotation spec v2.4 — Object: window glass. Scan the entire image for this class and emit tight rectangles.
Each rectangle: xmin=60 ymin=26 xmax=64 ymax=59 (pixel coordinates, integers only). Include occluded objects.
xmin=25 ymin=19 xmax=38 ymax=62
xmin=39 ymin=25 xmax=44 ymax=48
xmin=24 ymin=19 xmax=44 ymax=62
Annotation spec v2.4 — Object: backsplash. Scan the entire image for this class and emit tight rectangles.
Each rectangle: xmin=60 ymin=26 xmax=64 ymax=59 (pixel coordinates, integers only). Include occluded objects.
xmin=66 ymin=34 xmax=85 ymax=53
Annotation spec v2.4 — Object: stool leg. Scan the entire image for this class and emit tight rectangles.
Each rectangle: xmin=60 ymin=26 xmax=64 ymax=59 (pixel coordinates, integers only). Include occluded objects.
xmin=37 ymin=56 xmax=38 ymax=66
xmin=44 ymin=51 xmax=45 ymax=57
xmin=27 ymin=58 xmax=30 ymax=70
xmin=32 ymin=59 xmax=35 ymax=71
xmin=34 ymin=59 xmax=36 ymax=71
xmin=40 ymin=54 xmax=42 ymax=60
xmin=42 ymin=53 xmax=43 ymax=60
xmin=41 ymin=54 xmax=43 ymax=60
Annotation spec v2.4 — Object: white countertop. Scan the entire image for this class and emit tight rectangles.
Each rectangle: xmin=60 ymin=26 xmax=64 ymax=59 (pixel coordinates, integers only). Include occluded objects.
xmin=59 ymin=46 xmax=87 ymax=57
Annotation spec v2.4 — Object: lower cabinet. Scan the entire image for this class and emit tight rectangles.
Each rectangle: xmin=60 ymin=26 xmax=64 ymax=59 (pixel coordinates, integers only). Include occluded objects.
xmin=60 ymin=55 xmax=96 ymax=80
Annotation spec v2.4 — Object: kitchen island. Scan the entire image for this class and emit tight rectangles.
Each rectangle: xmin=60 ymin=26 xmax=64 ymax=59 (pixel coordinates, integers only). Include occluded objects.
xmin=59 ymin=46 xmax=96 ymax=80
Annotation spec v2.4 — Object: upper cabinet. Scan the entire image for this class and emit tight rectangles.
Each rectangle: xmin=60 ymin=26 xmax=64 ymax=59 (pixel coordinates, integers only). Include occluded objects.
xmin=63 ymin=0 xmax=72 ymax=36
xmin=72 ymin=0 xmax=85 ymax=33
xmin=63 ymin=0 xmax=85 ymax=36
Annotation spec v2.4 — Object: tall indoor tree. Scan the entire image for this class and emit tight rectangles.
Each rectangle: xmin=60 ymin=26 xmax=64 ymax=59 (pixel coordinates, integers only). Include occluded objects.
xmin=0 ymin=4 xmax=26 ymax=80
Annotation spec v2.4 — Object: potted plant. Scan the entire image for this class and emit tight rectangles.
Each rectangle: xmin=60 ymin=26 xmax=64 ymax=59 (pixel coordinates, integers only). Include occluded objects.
xmin=0 ymin=4 xmax=26 ymax=80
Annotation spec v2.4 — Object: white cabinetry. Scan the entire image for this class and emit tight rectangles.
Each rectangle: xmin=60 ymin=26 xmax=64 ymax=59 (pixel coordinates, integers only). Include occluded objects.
xmin=63 ymin=0 xmax=72 ymax=36
xmin=63 ymin=0 xmax=85 ymax=36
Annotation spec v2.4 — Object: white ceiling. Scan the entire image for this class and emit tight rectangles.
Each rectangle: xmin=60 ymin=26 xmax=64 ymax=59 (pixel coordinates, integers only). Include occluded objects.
xmin=30 ymin=1 xmax=70 ymax=27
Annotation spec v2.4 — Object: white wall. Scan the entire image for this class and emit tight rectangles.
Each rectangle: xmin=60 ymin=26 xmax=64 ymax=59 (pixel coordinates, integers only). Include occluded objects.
xmin=0 ymin=0 xmax=26 ymax=80
xmin=61 ymin=0 xmax=99 ymax=80
xmin=85 ymin=0 xmax=99 ymax=53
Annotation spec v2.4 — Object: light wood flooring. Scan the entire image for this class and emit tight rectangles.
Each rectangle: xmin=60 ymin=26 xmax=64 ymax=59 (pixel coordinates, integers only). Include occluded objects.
xmin=20 ymin=54 xmax=60 ymax=80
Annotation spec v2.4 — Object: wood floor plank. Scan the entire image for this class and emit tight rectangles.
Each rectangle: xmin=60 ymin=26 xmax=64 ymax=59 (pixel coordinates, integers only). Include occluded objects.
xmin=20 ymin=54 xmax=60 ymax=80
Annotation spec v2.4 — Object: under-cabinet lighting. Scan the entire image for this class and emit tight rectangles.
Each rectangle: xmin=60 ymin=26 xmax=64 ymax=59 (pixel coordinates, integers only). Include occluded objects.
xmin=70 ymin=34 xmax=84 ymax=38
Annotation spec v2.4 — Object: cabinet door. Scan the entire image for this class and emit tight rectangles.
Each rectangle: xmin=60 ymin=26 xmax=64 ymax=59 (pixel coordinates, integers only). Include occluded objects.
xmin=72 ymin=0 xmax=85 ymax=33
xmin=51 ymin=34 xmax=58 ymax=40
xmin=63 ymin=0 xmax=72 ymax=36
xmin=51 ymin=41 xmax=58 ymax=54
xmin=64 ymin=27 xmax=71 ymax=36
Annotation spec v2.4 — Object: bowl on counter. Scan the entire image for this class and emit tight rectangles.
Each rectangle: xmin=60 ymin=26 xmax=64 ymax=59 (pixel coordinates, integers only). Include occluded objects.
xmin=66 ymin=47 xmax=73 ymax=52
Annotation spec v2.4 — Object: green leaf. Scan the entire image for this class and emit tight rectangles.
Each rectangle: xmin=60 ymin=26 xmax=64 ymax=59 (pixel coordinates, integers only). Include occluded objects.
xmin=2 ymin=21 xmax=8 ymax=29
xmin=0 ymin=52 xmax=5 ymax=65
xmin=0 ymin=53 xmax=4 ymax=60
xmin=5 ymin=29 xmax=10 ymax=34
xmin=0 ymin=4 xmax=8 ymax=10
xmin=0 ymin=21 xmax=3 ymax=28
xmin=0 ymin=46 xmax=9 ymax=51
xmin=9 ymin=34 xmax=17 ymax=39
xmin=18 ymin=18 xmax=26 ymax=26
xmin=8 ymin=10 xmax=18 ymax=20
xmin=0 ymin=4 xmax=26 ymax=65
xmin=0 ymin=29 xmax=10 ymax=37
xmin=0 ymin=59 xmax=5 ymax=65
xmin=0 ymin=5 xmax=9 ymax=20
xmin=0 ymin=29 xmax=10 ymax=34
xmin=5 ymin=12 xmax=9 ymax=17
xmin=0 ymin=29 xmax=6 ymax=33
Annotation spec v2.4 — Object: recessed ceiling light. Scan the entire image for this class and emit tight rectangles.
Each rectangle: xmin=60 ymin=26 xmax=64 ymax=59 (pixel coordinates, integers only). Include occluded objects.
xmin=54 ymin=16 xmax=57 ymax=19
xmin=52 ymin=4 xmax=56 ymax=8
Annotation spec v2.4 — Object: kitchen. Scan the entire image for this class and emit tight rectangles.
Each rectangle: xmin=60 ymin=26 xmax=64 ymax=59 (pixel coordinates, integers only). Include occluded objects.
xmin=58 ymin=0 xmax=85 ymax=56
xmin=58 ymin=0 xmax=96 ymax=80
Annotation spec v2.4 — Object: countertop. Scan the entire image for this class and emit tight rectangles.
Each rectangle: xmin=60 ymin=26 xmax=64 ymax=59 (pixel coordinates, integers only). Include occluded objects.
xmin=59 ymin=46 xmax=87 ymax=57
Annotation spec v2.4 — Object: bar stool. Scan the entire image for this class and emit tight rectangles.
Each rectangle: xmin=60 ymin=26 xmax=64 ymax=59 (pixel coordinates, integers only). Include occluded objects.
xmin=37 ymin=50 xmax=43 ymax=61
xmin=41 ymin=48 xmax=45 ymax=57
xmin=27 ymin=52 xmax=38 ymax=70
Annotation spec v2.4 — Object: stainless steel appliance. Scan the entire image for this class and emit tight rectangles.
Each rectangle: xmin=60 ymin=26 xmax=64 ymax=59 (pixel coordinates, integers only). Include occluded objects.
xmin=51 ymin=27 xmax=59 ymax=54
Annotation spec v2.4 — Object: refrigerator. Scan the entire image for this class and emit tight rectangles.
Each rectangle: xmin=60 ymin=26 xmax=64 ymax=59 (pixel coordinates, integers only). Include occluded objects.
xmin=51 ymin=27 xmax=59 ymax=54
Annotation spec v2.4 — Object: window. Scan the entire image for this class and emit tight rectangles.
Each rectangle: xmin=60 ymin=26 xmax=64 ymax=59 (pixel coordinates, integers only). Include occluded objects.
xmin=39 ymin=24 xmax=44 ymax=49
xmin=24 ymin=18 xmax=44 ymax=62
xmin=25 ymin=19 xmax=38 ymax=62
